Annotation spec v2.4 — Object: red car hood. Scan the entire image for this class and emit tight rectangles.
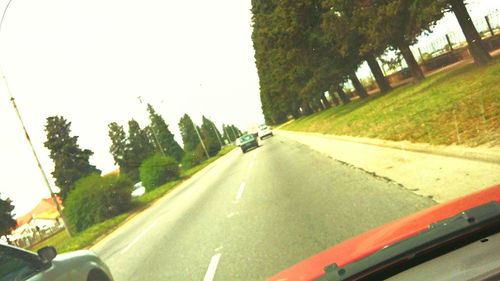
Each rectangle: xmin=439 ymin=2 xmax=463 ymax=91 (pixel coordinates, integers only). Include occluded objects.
xmin=269 ymin=184 xmax=500 ymax=281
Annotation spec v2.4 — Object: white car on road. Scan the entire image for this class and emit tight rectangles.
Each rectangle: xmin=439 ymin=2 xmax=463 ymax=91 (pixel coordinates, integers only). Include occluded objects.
xmin=0 ymin=244 xmax=113 ymax=281
xmin=258 ymin=124 xmax=273 ymax=140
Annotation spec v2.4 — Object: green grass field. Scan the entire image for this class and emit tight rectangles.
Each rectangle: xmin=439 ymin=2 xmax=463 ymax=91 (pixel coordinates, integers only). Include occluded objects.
xmin=283 ymin=57 xmax=500 ymax=146
xmin=28 ymin=145 xmax=235 ymax=253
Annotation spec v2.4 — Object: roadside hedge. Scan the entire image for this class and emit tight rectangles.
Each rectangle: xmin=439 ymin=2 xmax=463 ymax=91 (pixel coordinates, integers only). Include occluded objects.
xmin=140 ymin=154 xmax=180 ymax=191
xmin=64 ymin=174 xmax=132 ymax=233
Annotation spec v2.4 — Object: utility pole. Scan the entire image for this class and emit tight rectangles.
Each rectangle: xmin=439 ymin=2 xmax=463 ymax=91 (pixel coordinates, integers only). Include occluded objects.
xmin=2 ymin=72 xmax=72 ymax=237
xmin=193 ymin=123 xmax=210 ymax=159
xmin=222 ymin=125 xmax=231 ymax=144
xmin=210 ymin=119 xmax=223 ymax=147
xmin=0 ymin=0 xmax=71 ymax=236
xmin=137 ymin=96 xmax=166 ymax=157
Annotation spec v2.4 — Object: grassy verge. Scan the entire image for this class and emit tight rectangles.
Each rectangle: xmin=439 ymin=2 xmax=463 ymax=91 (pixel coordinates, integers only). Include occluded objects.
xmin=28 ymin=213 xmax=129 ymax=253
xmin=283 ymin=57 xmax=500 ymax=146
xmin=29 ymin=145 xmax=235 ymax=253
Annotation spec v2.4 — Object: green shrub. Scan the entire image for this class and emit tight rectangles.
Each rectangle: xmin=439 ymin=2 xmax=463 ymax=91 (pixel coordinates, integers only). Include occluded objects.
xmin=64 ymin=174 xmax=132 ymax=233
xmin=140 ymin=154 xmax=180 ymax=191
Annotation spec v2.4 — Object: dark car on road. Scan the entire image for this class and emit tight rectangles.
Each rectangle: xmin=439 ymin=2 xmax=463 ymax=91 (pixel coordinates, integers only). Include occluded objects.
xmin=239 ymin=134 xmax=259 ymax=153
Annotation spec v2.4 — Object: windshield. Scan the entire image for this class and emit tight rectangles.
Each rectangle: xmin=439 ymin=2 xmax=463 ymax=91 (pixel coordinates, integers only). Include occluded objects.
xmin=1 ymin=0 xmax=498 ymax=280
xmin=0 ymin=247 xmax=37 ymax=281
xmin=239 ymin=134 xmax=254 ymax=142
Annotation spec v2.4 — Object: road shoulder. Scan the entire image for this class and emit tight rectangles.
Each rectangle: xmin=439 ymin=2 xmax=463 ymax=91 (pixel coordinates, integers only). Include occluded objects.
xmin=277 ymin=130 xmax=500 ymax=203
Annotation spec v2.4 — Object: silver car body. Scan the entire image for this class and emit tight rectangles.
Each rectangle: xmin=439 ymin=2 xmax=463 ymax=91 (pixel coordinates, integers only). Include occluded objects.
xmin=0 ymin=244 xmax=113 ymax=281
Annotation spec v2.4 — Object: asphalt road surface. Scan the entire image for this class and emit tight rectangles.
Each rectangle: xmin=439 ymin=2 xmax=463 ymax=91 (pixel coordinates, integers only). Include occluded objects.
xmin=93 ymin=134 xmax=436 ymax=281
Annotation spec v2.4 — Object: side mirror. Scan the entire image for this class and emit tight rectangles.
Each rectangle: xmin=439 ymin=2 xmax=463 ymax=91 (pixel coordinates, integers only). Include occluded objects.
xmin=37 ymin=246 xmax=57 ymax=263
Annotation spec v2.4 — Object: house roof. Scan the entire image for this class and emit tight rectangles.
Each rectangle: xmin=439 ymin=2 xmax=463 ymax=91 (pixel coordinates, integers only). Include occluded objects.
xmin=16 ymin=196 xmax=62 ymax=227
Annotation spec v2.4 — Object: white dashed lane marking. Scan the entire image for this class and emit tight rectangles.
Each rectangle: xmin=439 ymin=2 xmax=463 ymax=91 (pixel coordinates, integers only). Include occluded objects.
xmin=203 ymin=253 xmax=222 ymax=281
xmin=235 ymin=182 xmax=246 ymax=203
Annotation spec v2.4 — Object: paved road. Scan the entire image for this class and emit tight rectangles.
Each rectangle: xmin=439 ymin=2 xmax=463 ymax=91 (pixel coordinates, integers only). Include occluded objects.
xmin=93 ymin=134 xmax=436 ymax=281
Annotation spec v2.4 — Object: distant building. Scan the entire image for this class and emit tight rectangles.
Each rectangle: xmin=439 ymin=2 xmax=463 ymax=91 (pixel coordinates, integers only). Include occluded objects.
xmin=12 ymin=197 xmax=63 ymax=240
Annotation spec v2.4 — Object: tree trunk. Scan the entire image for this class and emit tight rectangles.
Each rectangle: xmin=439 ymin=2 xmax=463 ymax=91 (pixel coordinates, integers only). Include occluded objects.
xmin=313 ymin=101 xmax=322 ymax=112
xmin=301 ymin=102 xmax=313 ymax=115
xmin=451 ymin=0 xmax=491 ymax=66
xmin=321 ymin=97 xmax=331 ymax=108
xmin=336 ymin=86 xmax=351 ymax=104
xmin=366 ymin=54 xmax=392 ymax=93
xmin=349 ymin=70 xmax=368 ymax=99
xmin=398 ymin=41 xmax=425 ymax=81
xmin=330 ymin=94 xmax=340 ymax=106
xmin=290 ymin=108 xmax=300 ymax=119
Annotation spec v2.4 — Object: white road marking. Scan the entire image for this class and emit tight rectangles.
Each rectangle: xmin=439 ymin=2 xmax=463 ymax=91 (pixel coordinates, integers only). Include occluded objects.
xmin=235 ymin=182 xmax=246 ymax=203
xmin=203 ymin=253 xmax=222 ymax=281
xmin=214 ymin=246 xmax=223 ymax=252
xmin=226 ymin=212 xmax=238 ymax=218
xmin=120 ymin=218 xmax=159 ymax=254
xmin=248 ymin=161 xmax=254 ymax=169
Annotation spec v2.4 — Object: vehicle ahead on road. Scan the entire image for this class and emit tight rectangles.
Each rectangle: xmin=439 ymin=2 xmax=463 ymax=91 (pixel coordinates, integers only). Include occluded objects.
xmin=269 ymin=184 xmax=500 ymax=281
xmin=258 ymin=124 xmax=273 ymax=140
xmin=239 ymin=133 xmax=259 ymax=153
xmin=0 ymin=244 xmax=113 ymax=281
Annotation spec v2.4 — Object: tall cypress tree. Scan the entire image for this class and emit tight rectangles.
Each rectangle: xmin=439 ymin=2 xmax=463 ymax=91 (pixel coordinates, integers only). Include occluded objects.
xmin=200 ymin=116 xmax=222 ymax=157
xmin=44 ymin=116 xmax=101 ymax=200
xmin=125 ymin=120 xmax=155 ymax=181
xmin=223 ymin=124 xmax=242 ymax=142
xmin=147 ymin=104 xmax=184 ymax=162
xmin=178 ymin=114 xmax=200 ymax=152
xmin=108 ymin=122 xmax=127 ymax=170
xmin=108 ymin=120 xmax=154 ymax=181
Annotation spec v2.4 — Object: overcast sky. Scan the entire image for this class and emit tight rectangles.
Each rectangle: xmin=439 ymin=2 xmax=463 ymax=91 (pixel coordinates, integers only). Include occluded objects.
xmin=0 ymin=0 xmax=498 ymax=217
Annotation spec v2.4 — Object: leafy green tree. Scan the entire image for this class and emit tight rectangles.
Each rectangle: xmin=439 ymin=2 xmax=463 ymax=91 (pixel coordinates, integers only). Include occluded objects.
xmin=140 ymin=154 xmax=180 ymax=191
xmin=321 ymin=0 xmax=392 ymax=93
xmin=178 ymin=114 xmax=200 ymax=152
xmin=44 ymin=116 xmax=101 ymax=200
xmin=147 ymin=104 xmax=184 ymax=162
xmin=200 ymin=116 xmax=222 ymax=156
xmin=0 ymin=195 xmax=16 ymax=237
xmin=361 ymin=0 xmax=446 ymax=81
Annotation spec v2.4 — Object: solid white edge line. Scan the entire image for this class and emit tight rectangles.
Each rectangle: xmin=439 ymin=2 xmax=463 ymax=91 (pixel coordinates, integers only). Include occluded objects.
xmin=235 ymin=182 xmax=246 ymax=202
xmin=203 ymin=253 xmax=222 ymax=281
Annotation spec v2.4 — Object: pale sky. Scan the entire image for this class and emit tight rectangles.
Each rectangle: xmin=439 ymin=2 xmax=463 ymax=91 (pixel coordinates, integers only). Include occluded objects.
xmin=0 ymin=0 xmax=263 ymax=216
xmin=0 ymin=0 xmax=498 ymax=217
